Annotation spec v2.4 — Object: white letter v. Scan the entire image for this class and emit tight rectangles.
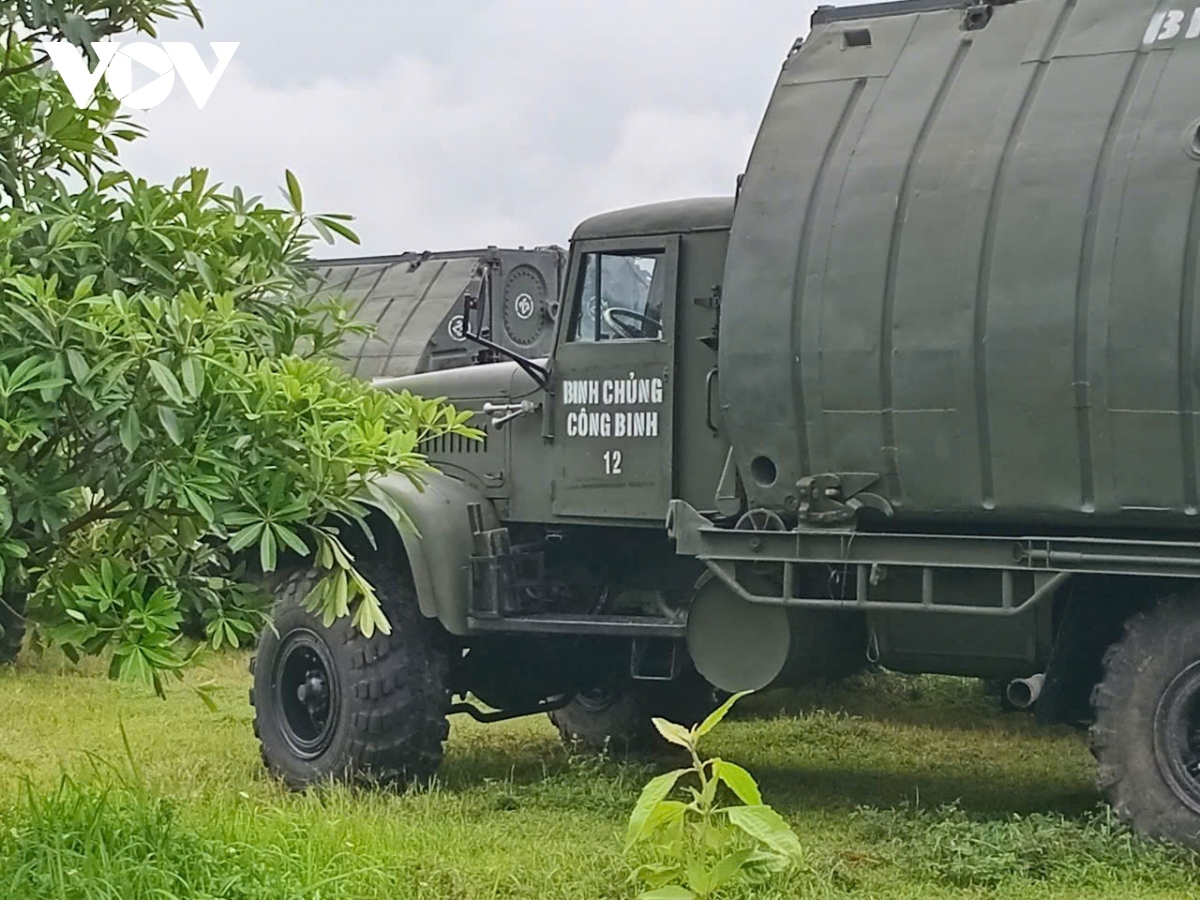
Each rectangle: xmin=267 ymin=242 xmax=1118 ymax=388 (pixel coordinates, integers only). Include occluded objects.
xmin=163 ymin=42 xmax=239 ymax=110
xmin=38 ymin=41 xmax=122 ymax=107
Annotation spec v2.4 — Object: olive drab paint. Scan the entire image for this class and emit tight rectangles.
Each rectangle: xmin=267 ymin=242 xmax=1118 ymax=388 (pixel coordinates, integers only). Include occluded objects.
xmin=722 ymin=0 xmax=1200 ymax=528
xmin=261 ymin=0 xmax=1200 ymax=847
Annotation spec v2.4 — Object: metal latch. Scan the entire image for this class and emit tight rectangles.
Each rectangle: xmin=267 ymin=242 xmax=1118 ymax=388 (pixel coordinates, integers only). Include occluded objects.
xmin=482 ymin=400 xmax=537 ymax=429
xmin=797 ymin=472 xmax=894 ymax=526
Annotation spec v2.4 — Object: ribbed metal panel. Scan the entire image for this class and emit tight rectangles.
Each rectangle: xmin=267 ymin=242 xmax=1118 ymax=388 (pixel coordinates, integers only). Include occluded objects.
xmin=723 ymin=0 xmax=1200 ymax=528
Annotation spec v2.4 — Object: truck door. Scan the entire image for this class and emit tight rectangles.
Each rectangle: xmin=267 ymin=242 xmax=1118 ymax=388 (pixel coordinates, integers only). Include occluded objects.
xmin=550 ymin=236 xmax=677 ymax=520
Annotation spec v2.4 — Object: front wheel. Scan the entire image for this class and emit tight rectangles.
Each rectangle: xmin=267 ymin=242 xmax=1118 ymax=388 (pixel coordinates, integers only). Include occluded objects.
xmin=251 ymin=565 xmax=449 ymax=788
xmin=1091 ymin=595 xmax=1200 ymax=846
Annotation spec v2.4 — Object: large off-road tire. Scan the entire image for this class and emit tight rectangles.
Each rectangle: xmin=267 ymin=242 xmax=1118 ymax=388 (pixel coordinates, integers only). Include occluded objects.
xmin=1091 ymin=595 xmax=1200 ymax=846
xmin=550 ymin=674 xmax=720 ymax=754
xmin=0 ymin=595 xmax=25 ymax=665
xmin=551 ymin=686 xmax=653 ymax=753
xmin=251 ymin=565 xmax=449 ymax=789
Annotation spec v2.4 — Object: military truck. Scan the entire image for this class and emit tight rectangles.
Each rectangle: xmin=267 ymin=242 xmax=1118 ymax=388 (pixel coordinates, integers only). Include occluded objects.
xmin=305 ymin=246 xmax=565 ymax=379
xmin=252 ymin=0 xmax=1200 ymax=846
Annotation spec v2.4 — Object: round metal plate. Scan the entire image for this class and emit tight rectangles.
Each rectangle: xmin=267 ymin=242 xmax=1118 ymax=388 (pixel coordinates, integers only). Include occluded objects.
xmin=686 ymin=576 xmax=790 ymax=692
xmin=503 ymin=266 xmax=550 ymax=347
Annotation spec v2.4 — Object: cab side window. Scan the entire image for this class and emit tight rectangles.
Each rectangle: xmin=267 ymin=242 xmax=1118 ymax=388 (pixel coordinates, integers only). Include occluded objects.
xmin=569 ymin=252 xmax=663 ymax=342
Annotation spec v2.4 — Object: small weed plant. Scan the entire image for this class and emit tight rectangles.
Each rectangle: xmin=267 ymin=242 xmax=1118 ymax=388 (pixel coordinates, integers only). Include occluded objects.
xmin=625 ymin=691 xmax=804 ymax=899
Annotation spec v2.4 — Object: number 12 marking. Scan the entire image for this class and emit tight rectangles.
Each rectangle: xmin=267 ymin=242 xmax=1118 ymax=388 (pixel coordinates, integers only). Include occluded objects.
xmin=604 ymin=449 xmax=623 ymax=475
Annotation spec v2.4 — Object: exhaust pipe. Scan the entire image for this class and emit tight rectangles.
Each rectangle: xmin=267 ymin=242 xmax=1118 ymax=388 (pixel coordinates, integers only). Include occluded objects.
xmin=1005 ymin=673 xmax=1045 ymax=709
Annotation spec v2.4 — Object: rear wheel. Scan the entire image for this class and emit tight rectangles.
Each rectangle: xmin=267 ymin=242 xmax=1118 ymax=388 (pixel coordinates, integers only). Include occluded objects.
xmin=1091 ymin=595 xmax=1200 ymax=846
xmin=550 ymin=673 xmax=720 ymax=753
xmin=251 ymin=565 xmax=449 ymax=788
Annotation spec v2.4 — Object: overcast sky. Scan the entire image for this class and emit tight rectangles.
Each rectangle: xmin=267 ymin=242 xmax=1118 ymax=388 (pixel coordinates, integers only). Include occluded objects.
xmin=121 ymin=1 xmax=830 ymax=256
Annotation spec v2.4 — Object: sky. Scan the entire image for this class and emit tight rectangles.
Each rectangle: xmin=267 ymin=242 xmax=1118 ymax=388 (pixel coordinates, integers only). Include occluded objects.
xmin=120 ymin=1 xmax=830 ymax=257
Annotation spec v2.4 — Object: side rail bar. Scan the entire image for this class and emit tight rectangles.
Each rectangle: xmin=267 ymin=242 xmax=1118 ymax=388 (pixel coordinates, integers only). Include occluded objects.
xmin=667 ymin=501 xmax=1200 ymax=618
xmin=704 ymin=557 xmax=1070 ymax=618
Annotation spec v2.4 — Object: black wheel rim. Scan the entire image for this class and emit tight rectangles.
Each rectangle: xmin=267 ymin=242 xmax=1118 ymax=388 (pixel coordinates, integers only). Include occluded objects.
xmin=1153 ymin=660 xmax=1200 ymax=815
xmin=273 ymin=629 xmax=340 ymax=760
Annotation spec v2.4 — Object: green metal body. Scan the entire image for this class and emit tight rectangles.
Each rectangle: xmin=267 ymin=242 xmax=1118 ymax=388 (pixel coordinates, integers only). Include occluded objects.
xmin=724 ymin=0 xmax=1200 ymax=529
xmin=390 ymin=199 xmax=732 ymax=530
xmin=374 ymin=0 xmax=1200 ymax=693
xmin=366 ymin=471 xmax=500 ymax=635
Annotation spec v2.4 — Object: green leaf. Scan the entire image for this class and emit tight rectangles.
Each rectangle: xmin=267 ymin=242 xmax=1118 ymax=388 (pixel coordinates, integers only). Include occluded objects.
xmin=685 ymin=857 xmax=709 ymax=895
xmin=117 ymin=647 xmax=155 ymax=687
xmin=724 ymin=805 xmax=805 ymax=861
xmin=314 ymin=215 xmax=360 ymax=245
xmin=637 ymin=799 xmax=687 ymax=844
xmin=652 ymin=718 xmax=693 ymax=751
xmin=626 ymin=769 xmax=688 ymax=850
xmin=181 ymin=356 xmax=204 ymax=398
xmin=630 ymin=863 xmax=684 ymax=891
xmin=66 ymin=349 xmax=90 ymax=384
xmin=193 ymin=683 xmax=219 ymax=712
xmin=72 ymin=275 xmax=98 ymax=301
xmin=183 ymin=486 xmax=214 ymax=524
xmin=148 ymin=360 xmax=185 ymax=404
xmin=157 ymin=405 xmax=183 ymax=445
xmin=637 ymin=888 xmax=695 ymax=900
xmin=310 ymin=216 xmax=334 ymax=244
xmin=228 ymin=523 xmax=264 ymax=553
xmin=350 ymin=586 xmax=391 ymax=638
xmin=119 ymin=405 xmax=142 ymax=453
xmin=258 ymin=524 xmax=277 ymax=573
xmin=714 ymin=759 xmax=763 ymax=806
xmin=695 ymin=690 xmax=752 ymax=739
xmin=273 ymin=523 xmax=309 ymax=556
xmin=285 ymin=169 xmax=303 ymax=212
xmin=333 ymin=569 xmax=350 ymax=618
xmin=707 ymin=849 xmax=757 ymax=891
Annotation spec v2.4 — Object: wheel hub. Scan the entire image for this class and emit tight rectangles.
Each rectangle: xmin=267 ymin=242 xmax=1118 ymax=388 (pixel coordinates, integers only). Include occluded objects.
xmin=298 ymin=669 xmax=329 ymax=708
xmin=1153 ymin=660 xmax=1200 ymax=815
xmin=275 ymin=631 xmax=340 ymax=760
xmin=575 ymin=687 xmax=617 ymax=713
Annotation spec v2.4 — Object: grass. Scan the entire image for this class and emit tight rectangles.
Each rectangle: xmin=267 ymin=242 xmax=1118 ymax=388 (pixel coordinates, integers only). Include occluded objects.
xmin=1 ymin=654 xmax=1198 ymax=898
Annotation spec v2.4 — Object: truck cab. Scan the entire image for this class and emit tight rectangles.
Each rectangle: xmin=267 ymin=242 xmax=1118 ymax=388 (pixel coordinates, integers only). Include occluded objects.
xmin=375 ymin=198 xmax=778 ymax=694
xmin=402 ymin=198 xmax=734 ymax=527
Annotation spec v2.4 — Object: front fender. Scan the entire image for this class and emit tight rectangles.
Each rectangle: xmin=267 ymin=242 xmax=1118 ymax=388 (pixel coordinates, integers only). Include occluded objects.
xmin=364 ymin=471 xmax=499 ymax=636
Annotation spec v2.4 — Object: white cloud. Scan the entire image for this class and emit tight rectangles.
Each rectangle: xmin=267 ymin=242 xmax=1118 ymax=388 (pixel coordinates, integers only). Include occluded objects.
xmin=122 ymin=0 xmax=823 ymax=255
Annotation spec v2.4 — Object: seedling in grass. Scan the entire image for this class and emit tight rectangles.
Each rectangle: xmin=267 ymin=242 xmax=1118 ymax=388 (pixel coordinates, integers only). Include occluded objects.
xmin=625 ymin=691 xmax=805 ymax=899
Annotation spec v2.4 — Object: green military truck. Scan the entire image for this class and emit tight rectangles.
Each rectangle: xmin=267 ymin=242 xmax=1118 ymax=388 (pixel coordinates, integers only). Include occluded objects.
xmin=253 ymin=0 xmax=1200 ymax=846
xmin=305 ymin=246 xmax=565 ymax=379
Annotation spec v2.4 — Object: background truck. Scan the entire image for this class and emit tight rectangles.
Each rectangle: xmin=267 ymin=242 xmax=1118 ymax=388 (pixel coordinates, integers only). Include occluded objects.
xmin=305 ymin=246 xmax=565 ymax=379
xmin=252 ymin=0 xmax=1200 ymax=847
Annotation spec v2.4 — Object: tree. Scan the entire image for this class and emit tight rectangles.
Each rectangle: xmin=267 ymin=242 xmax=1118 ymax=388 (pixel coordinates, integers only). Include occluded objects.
xmin=0 ymin=4 xmax=479 ymax=690
xmin=0 ymin=1 xmax=201 ymax=82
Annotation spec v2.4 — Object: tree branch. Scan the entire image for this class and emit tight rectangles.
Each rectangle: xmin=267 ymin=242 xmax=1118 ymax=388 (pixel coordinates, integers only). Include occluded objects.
xmin=0 ymin=51 xmax=48 ymax=80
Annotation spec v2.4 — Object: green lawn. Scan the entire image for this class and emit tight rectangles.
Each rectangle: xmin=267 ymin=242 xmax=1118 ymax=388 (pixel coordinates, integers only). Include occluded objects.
xmin=2 ymin=653 xmax=1198 ymax=899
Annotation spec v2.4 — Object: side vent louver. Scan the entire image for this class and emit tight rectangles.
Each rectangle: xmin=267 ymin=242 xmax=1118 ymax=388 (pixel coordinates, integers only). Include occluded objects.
xmin=422 ymin=423 xmax=489 ymax=455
